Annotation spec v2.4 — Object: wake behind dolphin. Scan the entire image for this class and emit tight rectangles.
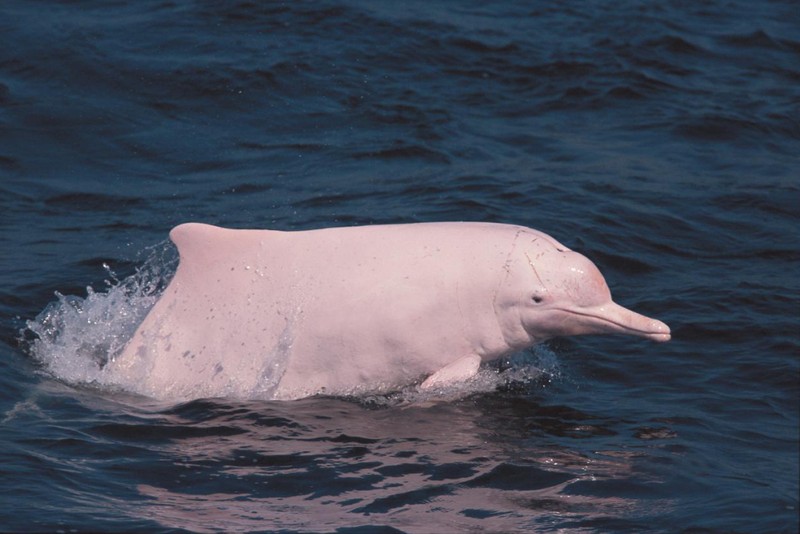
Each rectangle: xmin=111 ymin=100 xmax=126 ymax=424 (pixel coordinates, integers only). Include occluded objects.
xmin=104 ymin=222 xmax=670 ymax=401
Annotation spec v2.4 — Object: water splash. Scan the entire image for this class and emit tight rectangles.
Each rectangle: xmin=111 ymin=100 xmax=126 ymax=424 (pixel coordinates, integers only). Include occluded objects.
xmin=23 ymin=241 xmax=177 ymax=390
xmin=358 ymin=346 xmax=561 ymax=408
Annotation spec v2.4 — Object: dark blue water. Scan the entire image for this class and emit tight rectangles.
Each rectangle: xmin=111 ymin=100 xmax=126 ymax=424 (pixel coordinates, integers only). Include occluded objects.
xmin=1 ymin=1 xmax=798 ymax=532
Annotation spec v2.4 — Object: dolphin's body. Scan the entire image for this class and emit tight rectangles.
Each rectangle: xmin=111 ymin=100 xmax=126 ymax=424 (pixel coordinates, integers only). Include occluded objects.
xmin=110 ymin=222 xmax=670 ymax=401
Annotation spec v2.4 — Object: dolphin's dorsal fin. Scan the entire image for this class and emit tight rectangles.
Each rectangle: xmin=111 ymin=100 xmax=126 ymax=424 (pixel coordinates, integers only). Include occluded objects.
xmin=169 ymin=222 xmax=231 ymax=264
xmin=169 ymin=223 xmax=283 ymax=269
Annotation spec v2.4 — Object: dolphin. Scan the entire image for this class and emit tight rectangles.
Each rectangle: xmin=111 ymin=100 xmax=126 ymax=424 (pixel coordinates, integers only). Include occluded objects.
xmin=109 ymin=222 xmax=670 ymax=401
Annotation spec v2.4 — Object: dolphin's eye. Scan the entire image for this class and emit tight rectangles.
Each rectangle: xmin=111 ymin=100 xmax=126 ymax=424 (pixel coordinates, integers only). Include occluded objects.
xmin=532 ymin=295 xmax=544 ymax=304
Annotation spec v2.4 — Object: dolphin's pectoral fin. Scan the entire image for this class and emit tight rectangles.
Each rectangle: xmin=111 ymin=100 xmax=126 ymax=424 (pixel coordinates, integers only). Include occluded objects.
xmin=419 ymin=355 xmax=481 ymax=390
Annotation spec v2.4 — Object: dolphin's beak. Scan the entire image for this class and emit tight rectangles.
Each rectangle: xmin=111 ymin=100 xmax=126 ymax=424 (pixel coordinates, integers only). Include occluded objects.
xmin=575 ymin=301 xmax=671 ymax=342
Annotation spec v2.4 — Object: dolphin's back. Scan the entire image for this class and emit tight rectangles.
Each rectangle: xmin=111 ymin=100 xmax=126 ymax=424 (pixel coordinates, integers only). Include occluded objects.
xmin=112 ymin=222 xmax=561 ymax=400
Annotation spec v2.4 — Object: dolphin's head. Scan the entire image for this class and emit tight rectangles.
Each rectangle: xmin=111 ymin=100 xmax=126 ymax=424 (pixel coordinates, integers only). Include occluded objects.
xmin=495 ymin=235 xmax=671 ymax=348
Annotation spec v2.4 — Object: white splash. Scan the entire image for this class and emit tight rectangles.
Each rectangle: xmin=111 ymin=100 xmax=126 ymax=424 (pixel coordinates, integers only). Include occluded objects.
xmin=23 ymin=241 xmax=177 ymax=392
xmin=359 ymin=347 xmax=561 ymax=408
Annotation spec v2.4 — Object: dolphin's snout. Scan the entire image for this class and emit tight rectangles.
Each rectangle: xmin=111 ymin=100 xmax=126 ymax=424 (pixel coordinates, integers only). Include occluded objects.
xmin=610 ymin=304 xmax=671 ymax=342
xmin=645 ymin=319 xmax=671 ymax=342
xmin=575 ymin=301 xmax=671 ymax=342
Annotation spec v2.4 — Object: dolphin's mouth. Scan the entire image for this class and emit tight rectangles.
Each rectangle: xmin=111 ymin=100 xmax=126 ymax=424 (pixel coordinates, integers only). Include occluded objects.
xmin=566 ymin=305 xmax=672 ymax=342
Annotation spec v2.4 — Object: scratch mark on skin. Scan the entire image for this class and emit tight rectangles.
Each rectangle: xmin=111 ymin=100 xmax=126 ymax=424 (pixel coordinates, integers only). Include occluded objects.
xmin=490 ymin=230 xmax=526 ymax=349
xmin=494 ymin=229 xmax=525 ymax=308
xmin=524 ymin=252 xmax=546 ymax=290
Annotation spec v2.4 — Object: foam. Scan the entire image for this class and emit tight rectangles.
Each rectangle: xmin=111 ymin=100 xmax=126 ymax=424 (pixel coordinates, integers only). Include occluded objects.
xmin=24 ymin=241 xmax=176 ymax=391
xmin=358 ymin=347 xmax=561 ymax=408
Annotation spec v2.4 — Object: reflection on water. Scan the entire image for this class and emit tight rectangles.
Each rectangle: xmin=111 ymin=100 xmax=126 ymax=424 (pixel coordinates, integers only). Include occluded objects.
xmin=100 ymin=395 xmax=675 ymax=532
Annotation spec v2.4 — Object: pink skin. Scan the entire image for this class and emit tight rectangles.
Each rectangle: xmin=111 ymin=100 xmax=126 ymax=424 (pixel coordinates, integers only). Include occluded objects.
xmin=109 ymin=222 xmax=670 ymax=401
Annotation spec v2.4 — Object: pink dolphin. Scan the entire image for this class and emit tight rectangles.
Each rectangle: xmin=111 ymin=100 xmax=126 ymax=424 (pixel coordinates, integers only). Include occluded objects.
xmin=110 ymin=222 xmax=670 ymax=401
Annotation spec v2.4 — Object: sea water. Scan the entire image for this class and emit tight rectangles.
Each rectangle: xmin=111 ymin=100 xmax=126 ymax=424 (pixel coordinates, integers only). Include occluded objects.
xmin=1 ymin=1 xmax=798 ymax=532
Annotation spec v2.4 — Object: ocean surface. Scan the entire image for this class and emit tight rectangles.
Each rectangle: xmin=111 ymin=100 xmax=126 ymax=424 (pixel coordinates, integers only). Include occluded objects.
xmin=1 ymin=1 xmax=798 ymax=532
